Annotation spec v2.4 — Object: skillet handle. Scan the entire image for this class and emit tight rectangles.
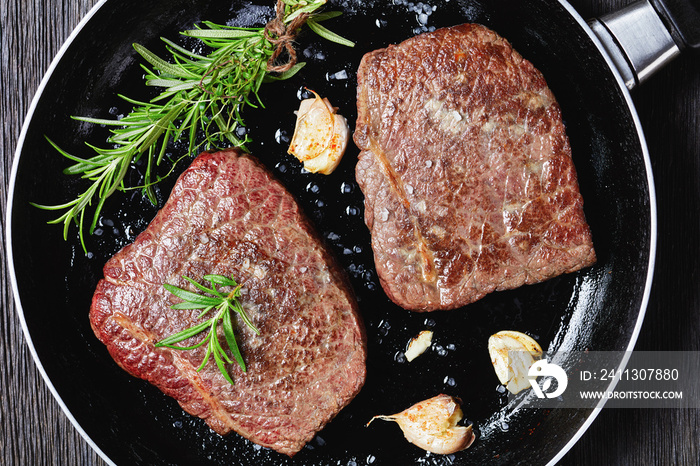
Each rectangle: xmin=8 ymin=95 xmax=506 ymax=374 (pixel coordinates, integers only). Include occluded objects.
xmin=651 ymin=0 xmax=700 ymax=50
xmin=587 ymin=0 xmax=694 ymax=90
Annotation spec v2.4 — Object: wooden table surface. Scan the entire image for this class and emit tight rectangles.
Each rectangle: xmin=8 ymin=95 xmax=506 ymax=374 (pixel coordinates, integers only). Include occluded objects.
xmin=2 ymin=0 xmax=699 ymax=464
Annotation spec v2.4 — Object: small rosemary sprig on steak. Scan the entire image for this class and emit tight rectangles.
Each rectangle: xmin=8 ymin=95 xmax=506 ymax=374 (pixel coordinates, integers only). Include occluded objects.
xmin=34 ymin=0 xmax=352 ymax=253
xmin=156 ymin=274 xmax=258 ymax=384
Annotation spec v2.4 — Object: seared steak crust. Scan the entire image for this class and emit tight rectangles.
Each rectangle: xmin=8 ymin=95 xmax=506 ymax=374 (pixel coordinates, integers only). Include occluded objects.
xmin=90 ymin=150 xmax=366 ymax=456
xmin=354 ymin=23 xmax=596 ymax=311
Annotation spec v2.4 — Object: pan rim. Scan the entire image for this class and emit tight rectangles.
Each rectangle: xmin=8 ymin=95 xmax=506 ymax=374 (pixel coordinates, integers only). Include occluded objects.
xmin=4 ymin=0 xmax=116 ymax=465
xmin=545 ymin=1 xmax=658 ymax=464
xmin=4 ymin=1 xmax=658 ymax=465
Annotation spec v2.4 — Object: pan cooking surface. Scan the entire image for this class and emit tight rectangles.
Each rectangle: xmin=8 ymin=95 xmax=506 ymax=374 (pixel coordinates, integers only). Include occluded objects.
xmin=7 ymin=0 xmax=653 ymax=464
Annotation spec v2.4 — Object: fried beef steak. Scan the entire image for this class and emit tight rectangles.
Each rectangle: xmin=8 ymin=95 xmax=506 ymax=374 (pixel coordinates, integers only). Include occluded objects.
xmin=90 ymin=150 xmax=366 ymax=456
xmin=354 ymin=23 xmax=596 ymax=311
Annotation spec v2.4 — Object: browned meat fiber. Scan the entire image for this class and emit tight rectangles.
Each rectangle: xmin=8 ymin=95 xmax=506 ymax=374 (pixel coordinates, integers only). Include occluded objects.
xmin=90 ymin=150 xmax=366 ymax=456
xmin=354 ymin=23 xmax=596 ymax=312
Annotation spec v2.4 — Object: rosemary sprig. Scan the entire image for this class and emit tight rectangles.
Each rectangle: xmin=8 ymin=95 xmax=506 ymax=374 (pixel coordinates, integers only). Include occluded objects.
xmin=156 ymin=274 xmax=258 ymax=384
xmin=34 ymin=0 xmax=353 ymax=253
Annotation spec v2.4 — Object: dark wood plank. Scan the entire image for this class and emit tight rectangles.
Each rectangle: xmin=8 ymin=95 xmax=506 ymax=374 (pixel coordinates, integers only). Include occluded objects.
xmin=2 ymin=0 xmax=698 ymax=464
xmin=562 ymin=0 xmax=700 ymax=464
xmin=1 ymin=1 xmax=105 ymax=464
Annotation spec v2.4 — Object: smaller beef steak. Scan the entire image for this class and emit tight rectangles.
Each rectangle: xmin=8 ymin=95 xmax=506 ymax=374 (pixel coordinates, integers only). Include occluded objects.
xmin=354 ymin=24 xmax=596 ymax=311
xmin=90 ymin=150 xmax=366 ymax=456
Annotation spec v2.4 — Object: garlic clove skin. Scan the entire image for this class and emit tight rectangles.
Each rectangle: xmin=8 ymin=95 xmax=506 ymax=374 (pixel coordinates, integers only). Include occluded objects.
xmin=300 ymin=112 xmax=348 ymax=174
xmin=488 ymin=330 xmax=542 ymax=394
xmin=404 ymin=330 xmax=433 ymax=362
xmin=289 ymin=97 xmax=333 ymax=161
xmin=288 ymin=90 xmax=349 ymax=174
xmin=367 ymin=394 xmax=475 ymax=454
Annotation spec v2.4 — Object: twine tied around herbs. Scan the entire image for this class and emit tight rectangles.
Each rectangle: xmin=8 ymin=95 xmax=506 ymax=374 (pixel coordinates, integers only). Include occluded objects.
xmin=264 ymin=0 xmax=310 ymax=73
xmin=198 ymin=0 xmax=310 ymax=98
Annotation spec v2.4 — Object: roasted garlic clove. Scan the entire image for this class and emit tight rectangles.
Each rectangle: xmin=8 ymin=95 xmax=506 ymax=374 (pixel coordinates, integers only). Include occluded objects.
xmin=288 ymin=90 xmax=349 ymax=174
xmin=488 ymin=330 xmax=542 ymax=394
xmin=404 ymin=330 xmax=433 ymax=362
xmin=367 ymin=394 xmax=475 ymax=454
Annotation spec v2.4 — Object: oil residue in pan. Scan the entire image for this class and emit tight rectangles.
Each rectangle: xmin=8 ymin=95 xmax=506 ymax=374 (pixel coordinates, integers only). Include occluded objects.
xmin=60 ymin=1 xmax=582 ymax=465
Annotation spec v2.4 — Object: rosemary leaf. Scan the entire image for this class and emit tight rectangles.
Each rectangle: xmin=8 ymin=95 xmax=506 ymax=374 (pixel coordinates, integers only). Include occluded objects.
xmin=155 ymin=319 xmax=213 ymax=347
xmin=133 ymin=43 xmax=199 ymax=79
xmin=183 ymin=29 xmax=262 ymax=40
xmin=163 ymin=283 xmax=221 ymax=306
xmin=310 ymin=11 xmax=344 ymax=21
xmin=222 ymin=310 xmax=246 ymax=371
xmin=204 ymin=274 xmax=238 ymax=287
xmin=184 ymin=275 xmax=224 ymax=297
xmin=263 ymin=62 xmax=306 ymax=82
xmin=212 ymin=339 xmax=235 ymax=385
xmin=307 ymin=19 xmax=355 ymax=47
xmin=37 ymin=0 xmax=354 ymax=253
xmin=157 ymin=274 xmax=257 ymax=383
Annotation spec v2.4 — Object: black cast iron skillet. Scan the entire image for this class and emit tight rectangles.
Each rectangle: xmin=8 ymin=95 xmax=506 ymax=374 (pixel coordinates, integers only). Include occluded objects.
xmin=7 ymin=0 xmax=679 ymax=464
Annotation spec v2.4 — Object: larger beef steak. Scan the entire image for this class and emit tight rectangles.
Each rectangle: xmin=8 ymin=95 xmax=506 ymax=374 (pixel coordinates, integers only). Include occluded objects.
xmin=90 ymin=150 xmax=366 ymax=456
xmin=354 ymin=23 xmax=596 ymax=311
